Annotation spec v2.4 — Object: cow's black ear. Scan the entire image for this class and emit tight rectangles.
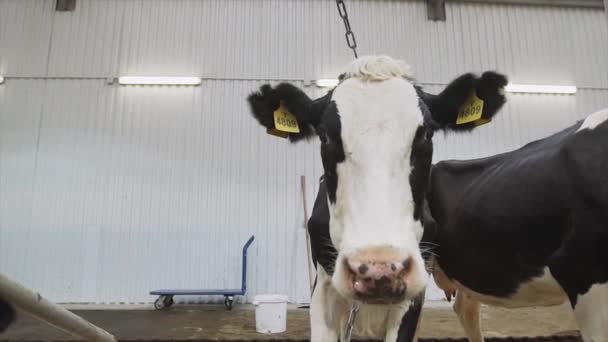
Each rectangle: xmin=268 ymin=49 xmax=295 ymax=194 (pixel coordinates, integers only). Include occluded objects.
xmin=247 ymin=83 xmax=326 ymax=142
xmin=419 ymin=71 xmax=508 ymax=131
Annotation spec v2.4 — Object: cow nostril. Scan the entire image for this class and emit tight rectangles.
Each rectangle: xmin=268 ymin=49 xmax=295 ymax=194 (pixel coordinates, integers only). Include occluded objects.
xmin=390 ymin=263 xmax=397 ymax=272
xmin=358 ymin=264 xmax=369 ymax=275
xmin=402 ymin=258 xmax=411 ymax=272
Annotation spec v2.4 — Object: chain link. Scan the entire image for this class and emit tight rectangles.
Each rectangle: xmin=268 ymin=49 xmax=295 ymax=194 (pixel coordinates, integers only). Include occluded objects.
xmin=343 ymin=303 xmax=360 ymax=342
xmin=336 ymin=0 xmax=358 ymax=59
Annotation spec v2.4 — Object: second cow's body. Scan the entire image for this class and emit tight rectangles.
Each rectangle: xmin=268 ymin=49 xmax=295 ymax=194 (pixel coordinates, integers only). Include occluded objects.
xmin=424 ymin=109 xmax=608 ymax=342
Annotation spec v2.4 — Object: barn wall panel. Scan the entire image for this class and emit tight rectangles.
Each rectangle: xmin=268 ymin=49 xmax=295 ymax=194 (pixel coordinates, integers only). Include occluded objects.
xmin=0 ymin=78 xmax=323 ymax=303
xmin=46 ymin=0 xmax=124 ymax=77
xmin=2 ymin=0 xmax=607 ymax=87
xmin=0 ymin=0 xmax=53 ymax=76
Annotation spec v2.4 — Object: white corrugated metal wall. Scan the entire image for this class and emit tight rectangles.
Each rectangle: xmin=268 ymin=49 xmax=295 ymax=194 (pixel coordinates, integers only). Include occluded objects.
xmin=0 ymin=0 xmax=607 ymax=304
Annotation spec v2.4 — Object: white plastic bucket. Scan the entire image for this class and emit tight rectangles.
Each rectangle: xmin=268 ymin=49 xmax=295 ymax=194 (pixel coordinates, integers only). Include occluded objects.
xmin=252 ymin=294 xmax=288 ymax=334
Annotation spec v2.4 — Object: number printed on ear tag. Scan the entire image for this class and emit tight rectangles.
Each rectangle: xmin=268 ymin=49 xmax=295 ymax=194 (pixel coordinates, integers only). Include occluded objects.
xmin=273 ymin=102 xmax=300 ymax=133
xmin=456 ymin=93 xmax=484 ymax=125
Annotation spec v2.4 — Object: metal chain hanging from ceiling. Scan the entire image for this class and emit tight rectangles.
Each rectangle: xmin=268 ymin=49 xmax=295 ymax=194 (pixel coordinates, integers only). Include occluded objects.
xmin=336 ymin=0 xmax=358 ymax=59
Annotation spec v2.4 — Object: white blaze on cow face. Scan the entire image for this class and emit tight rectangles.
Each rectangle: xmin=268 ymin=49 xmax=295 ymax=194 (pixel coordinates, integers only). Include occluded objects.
xmin=326 ymin=57 xmax=428 ymax=303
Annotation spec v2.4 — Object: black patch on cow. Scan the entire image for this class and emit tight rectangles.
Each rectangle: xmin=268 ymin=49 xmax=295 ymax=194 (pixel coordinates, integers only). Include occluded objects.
xmin=409 ymin=125 xmax=434 ymax=222
xmin=428 ymin=117 xmax=608 ymax=303
xmin=308 ymin=176 xmax=338 ymax=276
xmin=547 ymin=120 xmax=608 ymax=306
xmin=318 ymin=101 xmax=345 ymax=204
xmin=421 ymin=198 xmax=438 ymax=249
xmin=0 ymin=298 xmax=15 ymax=333
xmin=549 ymin=204 xmax=608 ymax=306
xmin=416 ymin=71 xmax=507 ymax=132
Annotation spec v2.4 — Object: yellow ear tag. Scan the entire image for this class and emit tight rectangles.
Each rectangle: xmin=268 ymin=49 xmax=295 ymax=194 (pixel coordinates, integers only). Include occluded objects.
xmin=266 ymin=127 xmax=289 ymax=139
xmin=273 ymin=102 xmax=300 ymax=133
xmin=473 ymin=117 xmax=491 ymax=127
xmin=456 ymin=93 xmax=484 ymax=125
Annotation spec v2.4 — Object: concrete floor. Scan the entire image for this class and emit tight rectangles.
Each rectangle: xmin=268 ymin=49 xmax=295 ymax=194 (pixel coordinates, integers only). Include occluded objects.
xmin=0 ymin=302 xmax=579 ymax=341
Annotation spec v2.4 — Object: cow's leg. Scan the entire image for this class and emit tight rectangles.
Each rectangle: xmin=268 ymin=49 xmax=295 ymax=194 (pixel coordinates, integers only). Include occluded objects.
xmin=384 ymin=318 xmax=400 ymax=342
xmin=547 ymin=209 xmax=607 ymax=342
xmin=453 ymin=291 xmax=484 ymax=342
xmin=394 ymin=289 xmax=426 ymax=342
xmin=385 ymin=304 xmax=411 ymax=342
xmin=310 ymin=267 xmax=341 ymax=342
xmin=572 ymin=283 xmax=608 ymax=342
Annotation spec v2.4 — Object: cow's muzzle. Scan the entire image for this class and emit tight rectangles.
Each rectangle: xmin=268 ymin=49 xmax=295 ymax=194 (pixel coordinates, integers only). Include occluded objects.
xmin=344 ymin=247 xmax=414 ymax=303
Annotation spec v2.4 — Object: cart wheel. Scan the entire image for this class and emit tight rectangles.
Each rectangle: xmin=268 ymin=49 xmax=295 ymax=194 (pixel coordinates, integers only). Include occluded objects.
xmin=154 ymin=296 xmax=167 ymax=310
xmin=163 ymin=295 xmax=174 ymax=308
xmin=225 ymin=296 xmax=234 ymax=311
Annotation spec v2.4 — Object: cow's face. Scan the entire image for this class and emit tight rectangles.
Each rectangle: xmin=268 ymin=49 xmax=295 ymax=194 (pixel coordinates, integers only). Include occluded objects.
xmin=248 ymin=56 xmax=507 ymax=303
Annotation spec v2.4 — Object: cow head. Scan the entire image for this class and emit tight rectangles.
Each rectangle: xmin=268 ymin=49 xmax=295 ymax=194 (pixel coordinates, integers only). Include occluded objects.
xmin=247 ymin=56 xmax=507 ymax=304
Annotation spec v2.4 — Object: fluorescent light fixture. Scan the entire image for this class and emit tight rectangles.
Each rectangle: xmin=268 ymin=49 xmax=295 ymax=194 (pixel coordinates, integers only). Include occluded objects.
xmin=316 ymin=79 xmax=339 ymax=88
xmin=505 ymin=83 xmax=577 ymax=95
xmin=0 ymin=76 xmax=4 ymax=84
xmin=118 ymin=76 xmax=201 ymax=86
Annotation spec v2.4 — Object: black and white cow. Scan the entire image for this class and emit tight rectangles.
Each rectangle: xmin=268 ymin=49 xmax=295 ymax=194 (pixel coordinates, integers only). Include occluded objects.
xmin=246 ymin=56 xmax=507 ymax=341
xmin=417 ymin=109 xmax=608 ymax=342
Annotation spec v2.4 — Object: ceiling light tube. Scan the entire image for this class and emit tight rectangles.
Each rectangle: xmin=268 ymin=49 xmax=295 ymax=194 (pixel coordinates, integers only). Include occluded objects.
xmin=315 ymin=79 xmax=339 ymax=88
xmin=118 ymin=76 xmax=201 ymax=86
xmin=505 ymin=83 xmax=577 ymax=95
xmin=0 ymin=76 xmax=4 ymax=84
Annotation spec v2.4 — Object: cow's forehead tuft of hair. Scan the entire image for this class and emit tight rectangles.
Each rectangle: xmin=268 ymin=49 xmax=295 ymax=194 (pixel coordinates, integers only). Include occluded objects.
xmin=339 ymin=55 xmax=414 ymax=82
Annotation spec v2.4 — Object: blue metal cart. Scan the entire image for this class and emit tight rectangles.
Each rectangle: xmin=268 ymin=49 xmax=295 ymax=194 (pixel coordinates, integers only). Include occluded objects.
xmin=150 ymin=235 xmax=255 ymax=311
